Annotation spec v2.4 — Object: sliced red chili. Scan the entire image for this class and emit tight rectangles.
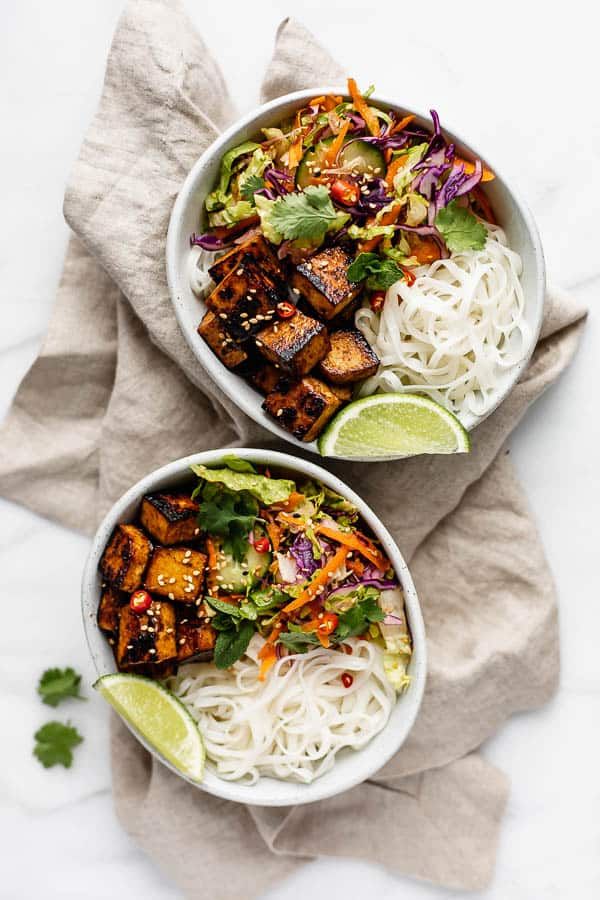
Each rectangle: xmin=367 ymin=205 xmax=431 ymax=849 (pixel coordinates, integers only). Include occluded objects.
xmin=277 ymin=301 xmax=296 ymax=319
xmin=317 ymin=612 xmax=339 ymax=636
xmin=341 ymin=673 xmax=354 ymax=688
xmin=130 ymin=589 xmax=152 ymax=614
xmin=330 ymin=178 xmax=360 ymax=206
xmin=254 ymin=536 xmax=271 ymax=553
xmin=369 ymin=290 xmax=386 ymax=312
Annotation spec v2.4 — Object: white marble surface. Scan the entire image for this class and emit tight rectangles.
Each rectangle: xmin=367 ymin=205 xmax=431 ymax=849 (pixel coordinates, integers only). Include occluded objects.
xmin=0 ymin=1 xmax=598 ymax=897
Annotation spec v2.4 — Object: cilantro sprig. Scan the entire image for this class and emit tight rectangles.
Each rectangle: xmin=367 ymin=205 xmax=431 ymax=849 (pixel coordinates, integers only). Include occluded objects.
xmin=347 ymin=252 xmax=404 ymax=291
xmin=33 ymin=721 xmax=83 ymax=769
xmin=434 ymin=200 xmax=487 ymax=253
xmin=270 ymin=185 xmax=348 ymax=241
xmin=194 ymin=481 xmax=258 ymax=562
xmin=240 ymin=174 xmax=265 ymax=204
xmin=37 ymin=667 xmax=85 ymax=708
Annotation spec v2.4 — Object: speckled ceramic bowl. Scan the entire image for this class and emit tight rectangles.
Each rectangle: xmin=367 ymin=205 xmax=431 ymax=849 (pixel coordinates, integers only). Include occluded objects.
xmin=81 ymin=448 xmax=426 ymax=806
xmin=166 ymin=88 xmax=545 ymax=460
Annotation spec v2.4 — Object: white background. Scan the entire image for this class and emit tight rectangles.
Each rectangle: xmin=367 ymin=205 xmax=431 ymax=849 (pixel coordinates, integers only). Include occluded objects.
xmin=0 ymin=1 xmax=598 ymax=897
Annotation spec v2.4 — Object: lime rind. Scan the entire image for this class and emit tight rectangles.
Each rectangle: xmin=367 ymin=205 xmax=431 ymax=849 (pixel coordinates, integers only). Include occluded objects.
xmin=94 ymin=673 xmax=205 ymax=782
xmin=318 ymin=393 xmax=471 ymax=459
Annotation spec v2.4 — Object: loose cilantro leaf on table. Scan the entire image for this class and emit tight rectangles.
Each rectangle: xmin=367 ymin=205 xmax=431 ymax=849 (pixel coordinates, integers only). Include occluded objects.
xmin=270 ymin=185 xmax=349 ymax=241
xmin=240 ymin=175 xmax=265 ymax=203
xmin=213 ymin=619 xmax=255 ymax=669
xmin=33 ymin=721 xmax=83 ymax=769
xmin=434 ymin=200 xmax=487 ymax=253
xmin=37 ymin=667 xmax=85 ymax=707
xmin=347 ymin=252 xmax=404 ymax=291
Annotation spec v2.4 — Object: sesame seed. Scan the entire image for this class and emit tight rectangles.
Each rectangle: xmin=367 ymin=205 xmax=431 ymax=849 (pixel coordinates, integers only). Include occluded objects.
xmin=148 ymin=627 xmax=154 ymax=634
xmin=276 ymin=409 xmax=283 ymax=417
xmin=182 ymin=558 xmax=190 ymax=565
xmin=169 ymin=577 xmax=176 ymax=584
xmin=219 ymin=313 xmax=227 ymax=320
xmin=236 ymin=268 xmax=243 ymax=275
xmin=249 ymin=317 xmax=258 ymax=324
xmin=166 ymin=627 xmax=174 ymax=634
xmin=256 ymin=314 xmax=265 ymax=321
xmin=149 ymin=648 xmax=156 ymax=655
xmin=255 ymin=340 xmax=263 ymax=347
xmin=240 ymin=312 xmax=248 ymax=318
xmin=168 ymin=592 xmax=175 ymax=600
xmin=184 ymin=550 xmax=192 ymax=557
xmin=292 ymin=288 xmax=300 ymax=295
xmin=180 ymin=619 xmax=188 ymax=624
xmin=194 ymin=528 xmax=200 ymax=536
xmin=185 ymin=586 xmax=194 ymax=593
xmin=318 ymin=613 xmax=324 ymax=619
xmin=216 ymin=575 xmax=224 ymax=582
xmin=127 ymin=644 xmax=133 ymax=650
xmin=193 ymin=569 xmax=200 ymax=576
xmin=249 ymin=288 xmax=257 ymax=294
xmin=140 ymin=624 xmax=148 ymax=631
xmin=179 ymin=638 xmax=186 ymax=645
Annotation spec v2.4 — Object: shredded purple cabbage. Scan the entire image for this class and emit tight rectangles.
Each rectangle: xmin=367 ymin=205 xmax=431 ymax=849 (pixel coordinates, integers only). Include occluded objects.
xmin=339 ymin=177 xmax=392 ymax=219
xmin=264 ymin=167 xmax=294 ymax=197
xmin=190 ymin=232 xmax=229 ymax=251
xmin=289 ymin=534 xmax=319 ymax=576
xmin=430 ymin=160 xmax=483 ymax=220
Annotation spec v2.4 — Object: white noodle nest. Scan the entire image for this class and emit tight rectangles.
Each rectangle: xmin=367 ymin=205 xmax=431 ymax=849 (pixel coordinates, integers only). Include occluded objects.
xmin=356 ymin=224 xmax=529 ymax=419
xmin=171 ymin=637 xmax=395 ymax=784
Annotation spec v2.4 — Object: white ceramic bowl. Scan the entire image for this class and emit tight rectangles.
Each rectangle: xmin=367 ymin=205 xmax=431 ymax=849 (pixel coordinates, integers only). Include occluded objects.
xmin=166 ymin=88 xmax=545 ymax=459
xmin=82 ymin=448 xmax=426 ymax=806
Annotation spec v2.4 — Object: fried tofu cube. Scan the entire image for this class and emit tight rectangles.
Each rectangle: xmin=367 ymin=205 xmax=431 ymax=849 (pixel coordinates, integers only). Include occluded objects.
xmin=144 ymin=547 xmax=206 ymax=602
xmin=251 ymin=363 xmax=283 ymax=395
xmin=290 ymin=247 xmax=361 ymax=320
xmin=208 ymin=234 xmax=284 ymax=286
xmin=318 ymin=329 xmax=379 ymax=383
xmin=116 ymin=598 xmax=177 ymax=671
xmin=175 ymin=607 xmax=216 ymax=663
xmin=330 ymin=383 xmax=353 ymax=401
xmin=97 ymin=585 xmax=126 ymax=636
xmin=100 ymin=524 xmax=152 ymax=592
xmin=205 ymin=259 xmax=282 ymax=342
xmin=140 ymin=493 xmax=200 ymax=546
xmin=255 ymin=310 xmax=330 ymax=377
xmin=198 ymin=311 xmax=248 ymax=370
xmin=263 ymin=376 xmax=342 ymax=442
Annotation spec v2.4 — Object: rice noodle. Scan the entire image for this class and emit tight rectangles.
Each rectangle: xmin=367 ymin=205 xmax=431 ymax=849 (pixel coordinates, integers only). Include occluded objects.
xmin=355 ymin=224 xmax=529 ymax=419
xmin=171 ymin=637 xmax=395 ymax=784
xmin=188 ymin=245 xmax=218 ymax=299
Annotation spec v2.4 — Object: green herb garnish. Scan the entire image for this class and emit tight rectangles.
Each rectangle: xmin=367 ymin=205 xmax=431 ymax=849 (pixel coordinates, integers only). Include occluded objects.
xmin=213 ymin=620 xmax=255 ymax=669
xmin=37 ymin=667 xmax=85 ymax=708
xmin=347 ymin=252 xmax=404 ymax=291
xmin=270 ymin=185 xmax=349 ymax=242
xmin=33 ymin=721 xmax=83 ymax=769
xmin=434 ymin=200 xmax=487 ymax=253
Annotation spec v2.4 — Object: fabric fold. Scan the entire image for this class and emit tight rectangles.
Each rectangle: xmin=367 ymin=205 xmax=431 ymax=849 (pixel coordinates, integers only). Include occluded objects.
xmin=0 ymin=0 xmax=587 ymax=895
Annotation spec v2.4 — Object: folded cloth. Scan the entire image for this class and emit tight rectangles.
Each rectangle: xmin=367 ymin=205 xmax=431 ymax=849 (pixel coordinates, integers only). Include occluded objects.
xmin=0 ymin=1 xmax=587 ymax=895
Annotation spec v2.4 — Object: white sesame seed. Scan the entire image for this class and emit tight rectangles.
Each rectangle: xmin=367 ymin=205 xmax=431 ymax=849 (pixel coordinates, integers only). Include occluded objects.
xmin=276 ymin=409 xmax=283 ymax=417
xmin=169 ymin=577 xmax=176 ymax=584
xmin=179 ymin=638 xmax=186 ymax=645
xmin=166 ymin=627 xmax=174 ymax=634
xmin=168 ymin=592 xmax=175 ymax=600
xmin=194 ymin=528 xmax=200 ymax=536
xmin=236 ymin=268 xmax=243 ymax=275
xmin=184 ymin=586 xmax=194 ymax=593
xmin=219 ymin=312 xmax=227 ymax=320
xmin=149 ymin=649 xmax=156 ymax=655
xmin=255 ymin=340 xmax=263 ymax=347
xmin=147 ymin=627 xmax=154 ymax=634
xmin=140 ymin=625 xmax=148 ymax=631
xmin=184 ymin=550 xmax=192 ymax=558
xmin=126 ymin=644 xmax=133 ymax=650
xmin=193 ymin=570 xmax=200 ymax=576
xmin=292 ymin=288 xmax=301 ymax=295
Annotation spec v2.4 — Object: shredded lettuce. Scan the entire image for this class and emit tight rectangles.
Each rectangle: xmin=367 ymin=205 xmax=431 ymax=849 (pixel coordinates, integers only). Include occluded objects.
xmin=392 ymin=142 xmax=428 ymax=197
xmin=348 ymin=223 xmax=396 ymax=242
xmin=206 ymin=141 xmax=259 ymax=211
xmin=383 ymin=651 xmax=411 ymax=692
xmin=208 ymin=200 xmax=255 ymax=228
xmin=191 ymin=464 xmax=294 ymax=505
xmin=254 ymin=194 xmax=283 ymax=244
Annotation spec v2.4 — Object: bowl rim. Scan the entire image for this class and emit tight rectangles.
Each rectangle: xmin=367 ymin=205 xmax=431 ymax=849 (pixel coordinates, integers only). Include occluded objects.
xmin=81 ymin=447 xmax=427 ymax=806
xmin=166 ymin=87 xmax=546 ymax=461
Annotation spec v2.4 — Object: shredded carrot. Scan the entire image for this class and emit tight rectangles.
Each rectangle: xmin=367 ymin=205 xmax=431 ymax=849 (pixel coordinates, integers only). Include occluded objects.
xmin=282 ymin=546 xmax=350 ymax=614
xmin=347 ymin=77 xmax=380 ymax=136
xmin=309 ymin=95 xmax=326 ymax=107
xmin=273 ymin=491 xmax=305 ymax=513
xmin=472 ymin=186 xmax=497 ymax=225
xmin=385 ymin=153 xmax=409 ymax=189
xmin=265 ymin=519 xmax=281 ymax=552
xmin=314 ymin=524 xmax=388 ymax=571
xmin=410 ymin=236 xmax=441 ymax=265
xmin=348 ymin=556 xmax=366 ymax=577
xmin=259 ymin=621 xmax=284 ymax=657
xmin=300 ymin=618 xmax=332 ymax=648
xmin=390 ymin=113 xmax=415 ymax=135
xmin=323 ymin=94 xmax=342 ymax=111
xmin=454 ymin=156 xmax=495 ymax=182
xmin=359 ymin=202 xmax=402 ymax=253
xmin=258 ymin=644 xmax=277 ymax=680
xmin=322 ymin=119 xmax=350 ymax=169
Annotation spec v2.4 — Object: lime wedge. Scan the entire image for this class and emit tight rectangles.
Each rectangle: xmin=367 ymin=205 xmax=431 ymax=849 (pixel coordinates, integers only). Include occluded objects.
xmin=318 ymin=393 xmax=471 ymax=459
xmin=94 ymin=673 xmax=205 ymax=782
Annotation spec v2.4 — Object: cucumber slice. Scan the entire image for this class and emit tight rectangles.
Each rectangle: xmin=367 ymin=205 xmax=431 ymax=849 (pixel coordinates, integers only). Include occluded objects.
xmin=338 ymin=140 xmax=386 ymax=178
xmin=296 ymin=137 xmax=386 ymax=189
xmin=216 ymin=540 xmax=271 ymax=593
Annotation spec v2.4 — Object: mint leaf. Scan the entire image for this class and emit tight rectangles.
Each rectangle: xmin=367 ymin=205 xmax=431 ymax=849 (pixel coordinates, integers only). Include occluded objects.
xmin=347 ymin=252 xmax=404 ymax=290
xmin=240 ymin=175 xmax=265 ymax=203
xmin=213 ymin=620 xmax=255 ymax=669
xmin=270 ymin=185 xmax=347 ymax=241
xmin=278 ymin=624 xmax=320 ymax=653
xmin=335 ymin=595 xmax=384 ymax=641
xmin=33 ymin=721 xmax=83 ymax=768
xmin=37 ymin=667 xmax=85 ymax=707
xmin=434 ymin=200 xmax=487 ymax=253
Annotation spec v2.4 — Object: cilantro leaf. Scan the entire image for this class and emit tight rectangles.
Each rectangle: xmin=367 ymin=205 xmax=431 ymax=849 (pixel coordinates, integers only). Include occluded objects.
xmin=434 ymin=200 xmax=487 ymax=253
xmin=335 ymin=595 xmax=384 ymax=641
xmin=196 ymin=482 xmax=258 ymax=562
xmin=270 ymin=185 xmax=348 ymax=241
xmin=33 ymin=721 xmax=83 ymax=768
xmin=240 ymin=175 xmax=265 ymax=203
xmin=347 ymin=252 xmax=404 ymax=291
xmin=278 ymin=624 xmax=321 ymax=653
xmin=213 ymin=620 xmax=255 ymax=669
xmin=37 ymin=667 xmax=85 ymax=707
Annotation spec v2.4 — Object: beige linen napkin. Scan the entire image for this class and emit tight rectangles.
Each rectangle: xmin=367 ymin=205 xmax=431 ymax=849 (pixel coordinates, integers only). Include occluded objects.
xmin=0 ymin=0 xmax=587 ymax=894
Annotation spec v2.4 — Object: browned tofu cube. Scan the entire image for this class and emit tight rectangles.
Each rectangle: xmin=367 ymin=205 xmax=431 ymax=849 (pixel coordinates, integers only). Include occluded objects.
xmin=205 ymin=259 xmax=282 ymax=343
xmin=100 ymin=524 xmax=152 ymax=592
xmin=176 ymin=607 xmax=217 ymax=663
xmin=290 ymin=247 xmax=361 ymax=320
xmin=198 ymin=310 xmax=248 ymax=370
xmin=255 ymin=310 xmax=330 ymax=377
xmin=330 ymin=383 xmax=353 ymax=401
xmin=144 ymin=547 xmax=206 ymax=602
xmin=140 ymin=493 xmax=200 ymax=546
xmin=318 ymin=329 xmax=379 ymax=384
xmin=97 ymin=585 xmax=126 ymax=636
xmin=251 ymin=363 xmax=282 ymax=395
xmin=263 ymin=376 xmax=342 ymax=442
xmin=208 ymin=234 xmax=284 ymax=287
xmin=116 ymin=598 xmax=177 ymax=671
